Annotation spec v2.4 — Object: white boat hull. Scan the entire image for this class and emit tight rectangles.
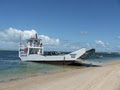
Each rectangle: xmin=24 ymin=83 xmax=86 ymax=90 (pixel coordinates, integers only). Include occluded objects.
xmin=19 ymin=48 xmax=86 ymax=64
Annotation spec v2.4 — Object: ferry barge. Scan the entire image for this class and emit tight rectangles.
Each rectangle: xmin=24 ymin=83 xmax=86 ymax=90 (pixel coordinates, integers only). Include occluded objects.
xmin=19 ymin=34 xmax=95 ymax=65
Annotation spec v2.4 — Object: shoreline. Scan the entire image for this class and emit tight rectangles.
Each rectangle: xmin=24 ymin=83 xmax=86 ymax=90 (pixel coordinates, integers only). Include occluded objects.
xmin=0 ymin=65 xmax=86 ymax=84
xmin=0 ymin=61 xmax=120 ymax=90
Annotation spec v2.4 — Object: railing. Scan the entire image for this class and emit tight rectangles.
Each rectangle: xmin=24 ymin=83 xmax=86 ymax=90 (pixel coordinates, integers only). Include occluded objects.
xmin=19 ymin=44 xmax=27 ymax=57
xmin=28 ymin=43 xmax=43 ymax=47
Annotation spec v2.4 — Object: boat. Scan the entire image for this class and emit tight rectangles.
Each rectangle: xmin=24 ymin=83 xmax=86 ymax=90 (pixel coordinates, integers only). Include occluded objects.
xmin=96 ymin=55 xmax=103 ymax=58
xmin=19 ymin=34 xmax=95 ymax=65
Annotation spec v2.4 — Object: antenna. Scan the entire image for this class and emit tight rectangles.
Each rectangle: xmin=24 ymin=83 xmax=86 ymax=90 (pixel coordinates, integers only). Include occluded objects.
xmin=20 ymin=33 xmax=22 ymax=47
xmin=20 ymin=32 xmax=23 ymax=45
xmin=20 ymin=33 xmax=21 ymax=44
xmin=35 ymin=33 xmax=38 ymax=39
xmin=19 ymin=33 xmax=22 ymax=57
xmin=20 ymin=33 xmax=21 ymax=41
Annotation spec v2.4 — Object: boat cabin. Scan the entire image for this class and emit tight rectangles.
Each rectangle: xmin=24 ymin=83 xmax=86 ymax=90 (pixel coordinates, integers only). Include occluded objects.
xmin=27 ymin=38 xmax=43 ymax=55
xmin=21 ymin=34 xmax=44 ymax=56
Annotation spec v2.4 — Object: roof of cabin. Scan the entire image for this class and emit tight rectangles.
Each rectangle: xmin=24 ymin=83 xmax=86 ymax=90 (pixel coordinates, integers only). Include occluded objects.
xmin=27 ymin=38 xmax=41 ymax=41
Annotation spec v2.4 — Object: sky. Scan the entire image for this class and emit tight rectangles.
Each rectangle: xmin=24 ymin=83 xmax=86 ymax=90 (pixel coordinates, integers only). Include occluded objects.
xmin=0 ymin=0 xmax=120 ymax=52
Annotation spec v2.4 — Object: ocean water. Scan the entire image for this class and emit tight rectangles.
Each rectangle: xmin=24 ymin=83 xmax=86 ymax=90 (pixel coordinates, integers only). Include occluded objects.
xmin=0 ymin=51 xmax=70 ymax=82
xmin=0 ymin=51 xmax=120 ymax=82
xmin=88 ymin=52 xmax=120 ymax=63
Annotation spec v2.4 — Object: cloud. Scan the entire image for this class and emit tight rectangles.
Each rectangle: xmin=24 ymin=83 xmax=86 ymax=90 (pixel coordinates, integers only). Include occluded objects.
xmin=95 ymin=40 xmax=106 ymax=47
xmin=80 ymin=31 xmax=88 ymax=35
xmin=117 ymin=36 xmax=120 ymax=39
xmin=39 ymin=35 xmax=59 ymax=45
xmin=0 ymin=27 xmax=88 ymax=51
xmin=0 ymin=27 xmax=60 ymax=50
xmin=0 ymin=27 xmax=37 ymax=42
xmin=0 ymin=28 xmax=115 ymax=52
xmin=117 ymin=46 xmax=120 ymax=48
xmin=86 ymin=43 xmax=90 ymax=47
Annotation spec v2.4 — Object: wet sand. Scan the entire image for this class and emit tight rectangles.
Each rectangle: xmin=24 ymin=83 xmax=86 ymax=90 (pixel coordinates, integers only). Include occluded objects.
xmin=0 ymin=61 xmax=120 ymax=90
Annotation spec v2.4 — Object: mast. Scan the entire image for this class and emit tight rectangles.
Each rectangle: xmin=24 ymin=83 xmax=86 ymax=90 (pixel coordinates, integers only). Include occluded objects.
xmin=35 ymin=33 xmax=38 ymax=39
xmin=19 ymin=33 xmax=22 ymax=57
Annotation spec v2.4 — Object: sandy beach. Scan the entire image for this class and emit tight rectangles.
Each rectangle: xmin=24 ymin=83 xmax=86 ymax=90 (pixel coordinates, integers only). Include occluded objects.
xmin=0 ymin=61 xmax=120 ymax=90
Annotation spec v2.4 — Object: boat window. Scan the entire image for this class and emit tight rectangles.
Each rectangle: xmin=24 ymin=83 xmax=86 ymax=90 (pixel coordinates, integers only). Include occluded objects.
xmin=29 ymin=48 xmax=40 ymax=54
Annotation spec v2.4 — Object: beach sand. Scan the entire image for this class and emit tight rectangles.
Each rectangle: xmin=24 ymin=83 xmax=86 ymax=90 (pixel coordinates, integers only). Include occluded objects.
xmin=0 ymin=61 xmax=120 ymax=90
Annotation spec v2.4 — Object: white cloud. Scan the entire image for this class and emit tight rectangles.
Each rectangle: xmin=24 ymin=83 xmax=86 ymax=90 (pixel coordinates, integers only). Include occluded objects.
xmin=39 ymin=35 xmax=59 ymax=45
xmin=117 ymin=36 xmax=120 ymax=39
xmin=95 ymin=40 xmax=106 ymax=47
xmin=86 ymin=43 xmax=90 ymax=47
xmin=117 ymin=46 xmax=120 ymax=48
xmin=0 ymin=27 xmax=60 ymax=50
xmin=0 ymin=27 xmax=37 ymax=42
xmin=0 ymin=28 xmax=115 ymax=52
xmin=80 ymin=31 xmax=88 ymax=35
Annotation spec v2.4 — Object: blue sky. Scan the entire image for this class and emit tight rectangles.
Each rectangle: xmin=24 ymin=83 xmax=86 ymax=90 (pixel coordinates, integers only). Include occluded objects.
xmin=0 ymin=0 xmax=120 ymax=52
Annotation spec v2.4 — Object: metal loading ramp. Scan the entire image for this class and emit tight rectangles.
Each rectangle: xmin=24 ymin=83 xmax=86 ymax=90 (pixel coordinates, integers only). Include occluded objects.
xmin=75 ymin=60 xmax=105 ymax=67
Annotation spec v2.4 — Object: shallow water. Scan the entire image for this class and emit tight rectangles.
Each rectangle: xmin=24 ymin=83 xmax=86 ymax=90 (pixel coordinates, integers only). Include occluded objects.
xmin=0 ymin=51 xmax=120 ymax=82
xmin=88 ymin=52 xmax=120 ymax=63
xmin=0 ymin=51 xmax=71 ymax=82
